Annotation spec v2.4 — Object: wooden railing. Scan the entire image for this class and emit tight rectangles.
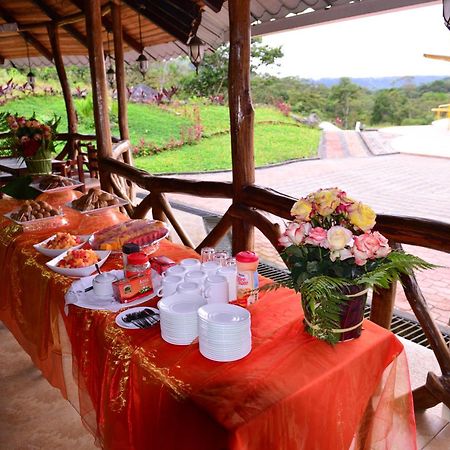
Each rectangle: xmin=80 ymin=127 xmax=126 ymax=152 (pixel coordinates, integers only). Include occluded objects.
xmin=100 ymin=155 xmax=450 ymax=412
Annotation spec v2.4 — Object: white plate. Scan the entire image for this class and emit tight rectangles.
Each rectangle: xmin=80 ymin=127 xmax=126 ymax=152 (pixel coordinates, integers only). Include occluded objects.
xmin=30 ymin=177 xmax=84 ymax=193
xmin=158 ymin=294 xmax=205 ymax=315
xmin=161 ymin=331 xmax=198 ymax=346
xmin=197 ymin=304 xmax=250 ymax=325
xmin=199 ymin=344 xmax=252 ymax=362
xmin=34 ymin=234 xmax=90 ymax=258
xmin=46 ymin=249 xmax=110 ymax=278
xmin=115 ymin=307 xmax=160 ymax=330
xmin=4 ymin=209 xmax=65 ymax=228
xmin=65 ymin=192 xmax=128 ymax=215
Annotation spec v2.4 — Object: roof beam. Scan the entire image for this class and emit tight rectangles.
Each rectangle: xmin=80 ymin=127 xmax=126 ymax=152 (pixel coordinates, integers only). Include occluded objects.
xmin=0 ymin=4 xmax=53 ymax=62
xmin=122 ymin=0 xmax=201 ymax=44
xmin=30 ymin=0 xmax=88 ymax=48
xmin=251 ymin=0 xmax=439 ymax=36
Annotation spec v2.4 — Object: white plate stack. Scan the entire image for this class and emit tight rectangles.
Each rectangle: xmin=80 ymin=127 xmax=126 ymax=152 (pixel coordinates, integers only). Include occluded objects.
xmin=157 ymin=294 xmax=205 ymax=345
xmin=198 ymin=304 xmax=252 ymax=362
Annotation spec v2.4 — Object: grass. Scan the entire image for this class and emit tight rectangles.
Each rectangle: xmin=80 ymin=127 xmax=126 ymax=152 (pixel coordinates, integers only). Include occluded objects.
xmin=134 ymin=123 xmax=320 ymax=174
xmin=0 ymin=94 xmax=321 ymax=173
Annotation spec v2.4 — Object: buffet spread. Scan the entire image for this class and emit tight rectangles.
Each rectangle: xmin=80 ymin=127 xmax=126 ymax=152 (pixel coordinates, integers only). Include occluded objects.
xmin=0 ymin=179 xmax=417 ymax=450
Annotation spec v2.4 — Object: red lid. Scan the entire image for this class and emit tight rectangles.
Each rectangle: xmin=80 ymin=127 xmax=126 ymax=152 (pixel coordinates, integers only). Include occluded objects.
xmin=235 ymin=251 xmax=259 ymax=263
xmin=127 ymin=252 xmax=148 ymax=265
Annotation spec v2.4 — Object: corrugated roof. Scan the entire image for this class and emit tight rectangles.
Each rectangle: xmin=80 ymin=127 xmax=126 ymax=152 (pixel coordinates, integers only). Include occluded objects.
xmin=0 ymin=0 xmax=438 ymax=68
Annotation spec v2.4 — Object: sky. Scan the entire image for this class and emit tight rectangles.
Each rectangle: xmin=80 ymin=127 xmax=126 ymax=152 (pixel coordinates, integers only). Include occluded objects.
xmin=261 ymin=4 xmax=450 ymax=79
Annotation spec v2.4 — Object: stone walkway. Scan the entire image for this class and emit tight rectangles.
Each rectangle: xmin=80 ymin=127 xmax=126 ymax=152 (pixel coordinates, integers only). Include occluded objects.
xmin=161 ymin=132 xmax=450 ymax=330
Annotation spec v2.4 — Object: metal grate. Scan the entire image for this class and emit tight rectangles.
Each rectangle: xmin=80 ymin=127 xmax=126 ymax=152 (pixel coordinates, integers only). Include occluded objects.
xmin=258 ymin=262 xmax=450 ymax=350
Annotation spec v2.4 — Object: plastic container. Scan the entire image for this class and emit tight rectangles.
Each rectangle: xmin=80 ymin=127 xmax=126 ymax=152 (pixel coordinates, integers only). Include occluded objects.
xmin=122 ymin=243 xmax=140 ymax=269
xmin=236 ymin=251 xmax=259 ymax=306
xmin=125 ymin=252 xmax=150 ymax=279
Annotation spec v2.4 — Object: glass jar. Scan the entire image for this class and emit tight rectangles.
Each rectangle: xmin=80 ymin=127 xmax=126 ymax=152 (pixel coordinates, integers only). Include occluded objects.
xmin=125 ymin=252 xmax=150 ymax=279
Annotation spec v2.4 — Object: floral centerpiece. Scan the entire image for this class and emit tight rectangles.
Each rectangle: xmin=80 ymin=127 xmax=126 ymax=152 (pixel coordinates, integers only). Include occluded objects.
xmin=277 ymin=187 xmax=433 ymax=344
xmin=0 ymin=112 xmax=60 ymax=175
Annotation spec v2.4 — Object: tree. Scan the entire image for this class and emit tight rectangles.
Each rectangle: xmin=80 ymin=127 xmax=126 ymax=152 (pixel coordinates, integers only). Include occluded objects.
xmin=371 ymin=89 xmax=408 ymax=125
xmin=181 ymin=38 xmax=283 ymax=98
xmin=328 ymin=78 xmax=364 ymax=129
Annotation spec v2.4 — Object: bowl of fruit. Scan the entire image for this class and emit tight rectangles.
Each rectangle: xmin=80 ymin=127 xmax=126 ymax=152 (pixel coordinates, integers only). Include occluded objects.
xmin=46 ymin=248 xmax=110 ymax=278
xmin=34 ymin=232 xmax=90 ymax=258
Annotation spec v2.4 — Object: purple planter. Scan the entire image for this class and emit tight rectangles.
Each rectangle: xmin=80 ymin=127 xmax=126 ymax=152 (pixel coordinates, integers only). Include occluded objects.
xmin=303 ymin=285 xmax=368 ymax=342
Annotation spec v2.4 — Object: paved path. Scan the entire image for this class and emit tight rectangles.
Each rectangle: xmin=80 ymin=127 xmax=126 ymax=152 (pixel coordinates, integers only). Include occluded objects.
xmin=162 ymin=149 xmax=450 ymax=330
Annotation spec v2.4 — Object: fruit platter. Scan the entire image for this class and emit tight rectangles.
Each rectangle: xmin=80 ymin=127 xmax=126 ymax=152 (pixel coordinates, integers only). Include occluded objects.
xmin=66 ymin=188 xmax=127 ymax=214
xmin=46 ymin=248 xmax=110 ymax=277
xmin=89 ymin=219 xmax=169 ymax=252
xmin=30 ymin=175 xmax=83 ymax=193
xmin=34 ymin=232 xmax=90 ymax=257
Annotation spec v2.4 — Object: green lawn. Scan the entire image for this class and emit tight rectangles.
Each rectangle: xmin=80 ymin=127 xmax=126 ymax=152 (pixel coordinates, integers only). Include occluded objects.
xmin=1 ymin=95 xmax=320 ymax=173
xmin=134 ymin=123 xmax=320 ymax=173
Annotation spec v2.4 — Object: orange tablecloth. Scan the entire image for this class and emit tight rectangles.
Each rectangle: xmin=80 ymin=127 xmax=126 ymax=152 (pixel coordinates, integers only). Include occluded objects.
xmin=0 ymin=193 xmax=417 ymax=450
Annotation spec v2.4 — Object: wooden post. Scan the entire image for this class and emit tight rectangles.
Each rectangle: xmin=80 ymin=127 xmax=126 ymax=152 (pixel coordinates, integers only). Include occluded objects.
xmin=111 ymin=0 xmax=129 ymax=143
xmin=85 ymin=0 xmax=113 ymax=191
xmin=228 ymin=0 xmax=255 ymax=253
xmin=47 ymin=24 xmax=78 ymax=160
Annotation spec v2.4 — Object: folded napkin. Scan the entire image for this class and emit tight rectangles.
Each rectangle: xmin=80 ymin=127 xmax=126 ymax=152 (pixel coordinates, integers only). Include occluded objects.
xmin=65 ymin=269 xmax=162 ymax=314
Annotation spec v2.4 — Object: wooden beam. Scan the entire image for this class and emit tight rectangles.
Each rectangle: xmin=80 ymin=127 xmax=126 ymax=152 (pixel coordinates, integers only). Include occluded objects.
xmin=111 ymin=1 xmax=129 ymax=142
xmin=0 ymin=5 xmax=53 ymax=62
xmin=228 ymin=0 xmax=255 ymax=253
xmin=47 ymin=24 xmax=78 ymax=159
xmin=31 ymin=0 xmax=88 ymax=48
xmin=85 ymin=0 xmax=113 ymax=191
xmin=122 ymin=0 xmax=200 ymax=44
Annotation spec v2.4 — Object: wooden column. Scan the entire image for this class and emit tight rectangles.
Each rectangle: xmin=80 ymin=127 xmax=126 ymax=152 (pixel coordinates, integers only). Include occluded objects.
xmin=85 ymin=0 xmax=113 ymax=191
xmin=47 ymin=24 xmax=78 ymax=160
xmin=228 ymin=0 xmax=255 ymax=253
xmin=111 ymin=0 xmax=129 ymax=143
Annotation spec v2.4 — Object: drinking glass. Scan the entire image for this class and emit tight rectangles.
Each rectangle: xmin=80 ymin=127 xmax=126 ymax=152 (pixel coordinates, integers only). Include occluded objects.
xmin=201 ymin=247 xmax=215 ymax=263
xmin=213 ymin=251 xmax=228 ymax=267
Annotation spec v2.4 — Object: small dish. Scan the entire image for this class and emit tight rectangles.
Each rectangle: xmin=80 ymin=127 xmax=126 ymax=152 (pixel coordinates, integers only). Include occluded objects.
xmin=115 ymin=307 xmax=160 ymax=329
xmin=34 ymin=234 xmax=90 ymax=258
xmin=46 ymin=249 xmax=110 ymax=278
xmin=65 ymin=192 xmax=128 ymax=215
xmin=29 ymin=176 xmax=84 ymax=193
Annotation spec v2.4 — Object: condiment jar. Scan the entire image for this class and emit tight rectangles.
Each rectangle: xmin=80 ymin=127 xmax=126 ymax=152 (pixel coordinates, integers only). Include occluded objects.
xmin=125 ymin=252 xmax=150 ymax=279
xmin=236 ymin=251 xmax=259 ymax=306
xmin=92 ymin=272 xmax=118 ymax=297
xmin=122 ymin=243 xmax=140 ymax=269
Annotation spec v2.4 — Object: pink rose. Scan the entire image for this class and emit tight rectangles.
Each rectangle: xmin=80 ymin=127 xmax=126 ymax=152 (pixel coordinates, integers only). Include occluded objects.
xmin=279 ymin=222 xmax=311 ymax=247
xmin=305 ymin=227 xmax=329 ymax=248
xmin=353 ymin=232 xmax=391 ymax=266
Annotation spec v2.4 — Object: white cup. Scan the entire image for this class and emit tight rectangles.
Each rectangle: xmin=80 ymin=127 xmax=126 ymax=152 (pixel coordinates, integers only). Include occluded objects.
xmin=217 ymin=266 xmax=237 ymax=302
xmin=204 ymin=275 xmax=229 ymax=304
xmin=164 ymin=265 xmax=186 ymax=278
xmin=185 ymin=269 xmax=207 ymax=286
xmin=157 ymin=275 xmax=183 ymax=297
xmin=93 ymin=272 xmax=118 ymax=298
xmin=176 ymin=281 xmax=202 ymax=296
xmin=201 ymin=261 xmax=220 ymax=278
xmin=180 ymin=258 xmax=201 ymax=272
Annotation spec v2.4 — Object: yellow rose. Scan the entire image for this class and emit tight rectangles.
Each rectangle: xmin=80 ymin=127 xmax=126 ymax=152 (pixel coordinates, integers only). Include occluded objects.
xmin=291 ymin=199 xmax=312 ymax=221
xmin=348 ymin=202 xmax=376 ymax=231
xmin=314 ymin=188 xmax=340 ymax=216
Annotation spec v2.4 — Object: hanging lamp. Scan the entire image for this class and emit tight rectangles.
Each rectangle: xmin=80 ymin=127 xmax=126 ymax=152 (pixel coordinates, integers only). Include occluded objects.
xmin=444 ymin=0 xmax=450 ymax=30
xmin=106 ymin=32 xmax=115 ymax=88
xmin=25 ymin=41 xmax=35 ymax=89
xmin=189 ymin=35 xmax=205 ymax=74
xmin=136 ymin=12 xmax=149 ymax=77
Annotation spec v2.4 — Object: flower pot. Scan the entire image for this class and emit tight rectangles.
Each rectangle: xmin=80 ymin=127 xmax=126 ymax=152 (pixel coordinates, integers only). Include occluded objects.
xmin=302 ymin=285 xmax=368 ymax=343
xmin=25 ymin=157 xmax=52 ymax=176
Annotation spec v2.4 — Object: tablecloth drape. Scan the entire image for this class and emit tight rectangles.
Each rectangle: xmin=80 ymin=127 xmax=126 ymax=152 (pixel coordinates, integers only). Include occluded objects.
xmin=0 ymin=193 xmax=417 ymax=450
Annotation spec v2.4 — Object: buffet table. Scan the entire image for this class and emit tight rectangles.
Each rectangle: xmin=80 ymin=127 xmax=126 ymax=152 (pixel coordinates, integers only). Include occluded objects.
xmin=0 ymin=192 xmax=417 ymax=450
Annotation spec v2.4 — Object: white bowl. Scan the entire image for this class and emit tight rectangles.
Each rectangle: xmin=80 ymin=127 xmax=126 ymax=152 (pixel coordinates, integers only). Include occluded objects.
xmin=46 ymin=249 xmax=110 ymax=278
xmin=34 ymin=234 xmax=90 ymax=258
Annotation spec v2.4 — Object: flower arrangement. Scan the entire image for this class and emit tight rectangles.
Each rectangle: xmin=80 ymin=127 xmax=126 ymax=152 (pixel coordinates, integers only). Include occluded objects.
xmin=277 ymin=187 xmax=433 ymax=343
xmin=0 ymin=112 xmax=60 ymax=175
